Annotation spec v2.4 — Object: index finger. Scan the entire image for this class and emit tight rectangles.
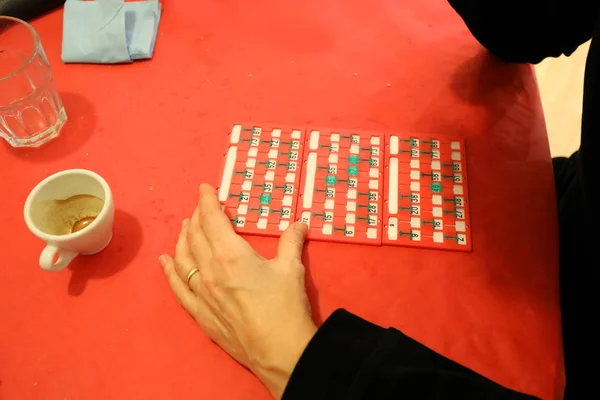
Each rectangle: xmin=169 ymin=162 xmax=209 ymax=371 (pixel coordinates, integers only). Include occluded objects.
xmin=193 ymin=183 xmax=239 ymax=250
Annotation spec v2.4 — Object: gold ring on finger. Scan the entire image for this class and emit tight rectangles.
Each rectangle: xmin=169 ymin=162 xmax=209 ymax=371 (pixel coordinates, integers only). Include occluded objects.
xmin=186 ymin=268 xmax=200 ymax=288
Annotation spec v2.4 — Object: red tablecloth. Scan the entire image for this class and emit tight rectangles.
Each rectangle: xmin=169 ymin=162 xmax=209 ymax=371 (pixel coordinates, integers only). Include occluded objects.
xmin=0 ymin=1 xmax=564 ymax=399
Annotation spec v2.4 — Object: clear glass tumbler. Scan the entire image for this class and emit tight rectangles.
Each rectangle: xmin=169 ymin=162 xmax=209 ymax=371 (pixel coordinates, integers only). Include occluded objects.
xmin=0 ymin=16 xmax=67 ymax=148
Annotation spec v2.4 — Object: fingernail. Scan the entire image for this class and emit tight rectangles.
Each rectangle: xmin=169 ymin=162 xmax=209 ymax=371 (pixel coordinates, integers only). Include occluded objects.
xmin=182 ymin=219 xmax=190 ymax=227
xmin=158 ymin=255 xmax=167 ymax=267
xmin=295 ymin=222 xmax=309 ymax=233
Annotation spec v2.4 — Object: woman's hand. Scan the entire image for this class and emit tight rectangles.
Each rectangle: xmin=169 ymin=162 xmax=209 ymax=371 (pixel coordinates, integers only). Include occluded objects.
xmin=159 ymin=184 xmax=317 ymax=399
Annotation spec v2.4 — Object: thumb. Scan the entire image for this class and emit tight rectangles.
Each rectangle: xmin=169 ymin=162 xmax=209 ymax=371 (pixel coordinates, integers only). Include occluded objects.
xmin=277 ymin=222 xmax=308 ymax=262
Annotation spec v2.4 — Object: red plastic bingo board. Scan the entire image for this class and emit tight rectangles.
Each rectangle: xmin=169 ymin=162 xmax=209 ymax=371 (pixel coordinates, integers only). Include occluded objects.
xmin=296 ymin=129 xmax=384 ymax=245
xmin=383 ymin=135 xmax=472 ymax=251
xmin=217 ymin=124 xmax=305 ymax=236
xmin=218 ymin=124 xmax=472 ymax=252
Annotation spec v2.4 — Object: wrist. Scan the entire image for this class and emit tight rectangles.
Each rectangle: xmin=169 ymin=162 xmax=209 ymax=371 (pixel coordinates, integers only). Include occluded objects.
xmin=251 ymin=320 xmax=317 ymax=399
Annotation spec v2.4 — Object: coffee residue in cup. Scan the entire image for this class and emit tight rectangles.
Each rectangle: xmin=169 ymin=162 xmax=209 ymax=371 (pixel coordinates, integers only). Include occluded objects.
xmin=36 ymin=194 xmax=104 ymax=235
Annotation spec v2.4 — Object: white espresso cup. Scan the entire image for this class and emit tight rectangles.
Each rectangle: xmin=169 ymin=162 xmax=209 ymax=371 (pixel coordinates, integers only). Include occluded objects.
xmin=24 ymin=169 xmax=114 ymax=272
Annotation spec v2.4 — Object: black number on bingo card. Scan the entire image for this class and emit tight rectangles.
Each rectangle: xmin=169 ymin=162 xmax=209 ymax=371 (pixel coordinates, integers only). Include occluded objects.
xmin=324 ymin=214 xmax=333 ymax=222
xmin=282 ymin=209 xmax=290 ymax=216
xmin=284 ymin=185 xmax=293 ymax=194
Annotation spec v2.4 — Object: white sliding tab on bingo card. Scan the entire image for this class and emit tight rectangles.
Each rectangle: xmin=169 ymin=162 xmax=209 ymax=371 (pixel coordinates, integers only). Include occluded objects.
xmin=452 ymin=152 xmax=461 ymax=161
xmin=347 ymin=189 xmax=357 ymax=200
xmin=330 ymin=133 xmax=340 ymax=142
xmin=451 ymin=141 xmax=461 ymax=150
xmin=301 ymin=211 xmax=311 ymax=225
xmin=230 ymin=125 xmax=242 ymax=144
xmin=328 ymin=153 xmax=338 ymax=164
xmin=455 ymin=221 xmax=466 ymax=232
xmin=433 ymin=232 xmax=444 ymax=243
xmin=322 ymin=224 xmax=333 ymax=235
xmin=390 ymin=136 xmax=399 ymax=155
xmin=410 ymin=181 xmax=420 ymax=192
xmin=432 ymin=207 xmax=443 ymax=217
xmin=369 ymin=168 xmax=379 ymax=178
xmin=367 ymin=228 xmax=378 ymax=239
xmin=248 ymin=147 xmax=258 ymax=158
xmin=324 ymin=199 xmax=335 ymax=210
xmin=218 ymin=146 xmax=237 ymax=202
xmin=279 ymin=220 xmax=289 ymax=231
xmin=346 ymin=214 xmax=356 ymax=224
xmin=246 ymin=158 xmax=256 ymax=168
xmin=271 ymin=129 xmax=281 ymax=138
xmin=257 ymin=218 xmax=268 ymax=230
xmin=302 ymin=153 xmax=318 ymax=208
xmin=388 ymin=217 xmax=398 ymax=240
xmin=282 ymin=196 xmax=293 ymax=207
xmin=291 ymin=130 xmax=301 ymax=139
xmin=350 ymin=144 xmax=360 ymax=154
xmin=347 ymin=201 xmax=356 ymax=212
xmin=411 ymin=230 xmax=421 ymax=241
xmin=233 ymin=216 xmax=246 ymax=228
xmin=309 ymin=130 xmax=320 ymax=150
xmin=237 ymin=204 xmax=248 ymax=215
xmin=432 ymin=195 xmax=442 ymax=205
xmin=410 ymin=170 xmax=420 ymax=180
xmin=242 ymin=181 xmax=252 ymax=191
xmin=431 ymin=160 xmax=441 ymax=170
xmin=410 ymin=217 xmax=421 ymax=228
xmin=285 ymin=173 xmax=296 ymax=183
xmin=410 ymin=159 xmax=420 ymax=169
xmin=388 ymin=158 xmax=398 ymax=214
xmin=369 ymin=180 xmax=379 ymax=190
xmin=453 ymin=185 xmax=464 ymax=195
xmin=371 ymin=137 xmax=380 ymax=146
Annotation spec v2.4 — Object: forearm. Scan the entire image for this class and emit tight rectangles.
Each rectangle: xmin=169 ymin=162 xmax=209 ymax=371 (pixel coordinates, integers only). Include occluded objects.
xmin=284 ymin=310 xmax=538 ymax=400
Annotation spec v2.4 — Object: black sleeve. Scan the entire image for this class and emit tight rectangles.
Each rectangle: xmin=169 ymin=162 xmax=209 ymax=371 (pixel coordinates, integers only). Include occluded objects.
xmin=283 ymin=310 xmax=538 ymax=400
xmin=448 ymin=0 xmax=599 ymax=63
xmin=0 ymin=0 xmax=65 ymax=21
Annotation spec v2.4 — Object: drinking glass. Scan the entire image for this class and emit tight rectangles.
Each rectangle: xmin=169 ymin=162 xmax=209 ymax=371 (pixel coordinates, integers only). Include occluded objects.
xmin=0 ymin=16 xmax=67 ymax=148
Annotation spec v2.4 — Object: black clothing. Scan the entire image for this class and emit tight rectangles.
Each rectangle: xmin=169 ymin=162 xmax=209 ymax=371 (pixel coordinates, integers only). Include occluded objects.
xmin=285 ymin=1 xmax=598 ymax=398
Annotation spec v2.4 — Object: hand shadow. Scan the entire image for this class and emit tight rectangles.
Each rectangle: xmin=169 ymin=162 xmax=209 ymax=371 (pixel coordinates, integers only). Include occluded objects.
xmin=302 ymin=246 xmax=322 ymax=325
xmin=67 ymin=209 xmax=143 ymax=296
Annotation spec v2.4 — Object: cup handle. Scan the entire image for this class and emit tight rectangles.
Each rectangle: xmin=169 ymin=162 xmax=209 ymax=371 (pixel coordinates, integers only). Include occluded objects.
xmin=39 ymin=244 xmax=78 ymax=272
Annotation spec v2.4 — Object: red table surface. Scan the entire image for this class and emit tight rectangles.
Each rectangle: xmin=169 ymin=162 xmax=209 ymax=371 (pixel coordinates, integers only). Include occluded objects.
xmin=0 ymin=1 xmax=563 ymax=399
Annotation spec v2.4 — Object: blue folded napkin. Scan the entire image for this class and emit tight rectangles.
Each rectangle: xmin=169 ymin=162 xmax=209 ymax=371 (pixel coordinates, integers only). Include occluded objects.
xmin=62 ymin=0 xmax=162 ymax=64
